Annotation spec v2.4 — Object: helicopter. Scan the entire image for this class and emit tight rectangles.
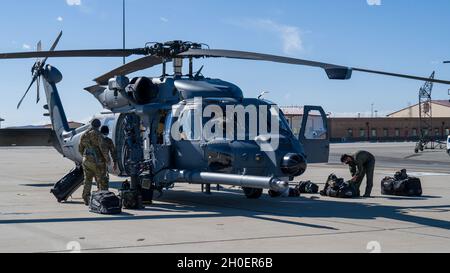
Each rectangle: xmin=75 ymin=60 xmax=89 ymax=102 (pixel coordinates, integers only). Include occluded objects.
xmin=2 ymin=31 xmax=450 ymax=205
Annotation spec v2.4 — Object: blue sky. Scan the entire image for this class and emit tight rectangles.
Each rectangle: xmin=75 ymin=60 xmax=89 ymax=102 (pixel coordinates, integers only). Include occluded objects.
xmin=1 ymin=0 xmax=450 ymax=126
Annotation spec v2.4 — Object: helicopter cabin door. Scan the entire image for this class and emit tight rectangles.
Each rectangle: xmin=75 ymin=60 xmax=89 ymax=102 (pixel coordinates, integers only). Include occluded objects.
xmin=298 ymin=106 xmax=330 ymax=164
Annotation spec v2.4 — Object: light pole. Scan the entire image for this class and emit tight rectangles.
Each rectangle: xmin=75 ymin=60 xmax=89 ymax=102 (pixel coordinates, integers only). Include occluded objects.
xmin=445 ymin=62 xmax=450 ymax=101
xmin=122 ymin=0 xmax=126 ymax=65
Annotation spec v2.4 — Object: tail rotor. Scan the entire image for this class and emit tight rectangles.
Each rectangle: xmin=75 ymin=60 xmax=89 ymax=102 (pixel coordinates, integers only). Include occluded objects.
xmin=16 ymin=31 xmax=62 ymax=109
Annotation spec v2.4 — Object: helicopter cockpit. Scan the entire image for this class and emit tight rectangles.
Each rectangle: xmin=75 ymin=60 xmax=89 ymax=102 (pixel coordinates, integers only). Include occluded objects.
xmin=159 ymin=96 xmax=307 ymax=180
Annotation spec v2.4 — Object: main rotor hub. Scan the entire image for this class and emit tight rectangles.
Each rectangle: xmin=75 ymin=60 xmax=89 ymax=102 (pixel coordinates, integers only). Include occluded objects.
xmin=145 ymin=41 xmax=203 ymax=59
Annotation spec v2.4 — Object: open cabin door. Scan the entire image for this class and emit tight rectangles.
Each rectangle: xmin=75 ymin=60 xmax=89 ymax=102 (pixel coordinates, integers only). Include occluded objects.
xmin=298 ymin=106 xmax=330 ymax=163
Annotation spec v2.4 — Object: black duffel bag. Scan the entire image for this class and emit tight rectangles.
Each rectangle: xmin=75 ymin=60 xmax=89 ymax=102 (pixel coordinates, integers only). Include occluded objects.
xmin=89 ymin=191 xmax=122 ymax=215
xmin=268 ymin=187 xmax=301 ymax=198
xmin=320 ymin=174 xmax=358 ymax=199
xmin=381 ymin=170 xmax=422 ymax=197
xmin=297 ymin=181 xmax=319 ymax=194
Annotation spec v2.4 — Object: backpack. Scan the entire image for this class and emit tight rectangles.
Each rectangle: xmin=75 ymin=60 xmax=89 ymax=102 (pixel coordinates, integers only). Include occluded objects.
xmin=89 ymin=191 xmax=122 ymax=215
xmin=119 ymin=182 xmax=144 ymax=209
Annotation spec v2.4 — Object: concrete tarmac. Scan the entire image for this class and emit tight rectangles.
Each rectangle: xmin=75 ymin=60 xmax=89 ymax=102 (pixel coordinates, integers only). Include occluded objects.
xmin=0 ymin=143 xmax=449 ymax=253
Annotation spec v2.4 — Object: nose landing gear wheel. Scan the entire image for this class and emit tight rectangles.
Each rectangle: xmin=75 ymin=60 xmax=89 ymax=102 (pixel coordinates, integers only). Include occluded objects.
xmin=243 ymin=187 xmax=263 ymax=199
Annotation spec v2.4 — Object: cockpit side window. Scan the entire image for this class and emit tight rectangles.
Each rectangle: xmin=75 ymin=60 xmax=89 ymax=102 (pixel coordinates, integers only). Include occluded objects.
xmin=164 ymin=112 xmax=173 ymax=145
xmin=177 ymin=108 xmax=202 ymax=141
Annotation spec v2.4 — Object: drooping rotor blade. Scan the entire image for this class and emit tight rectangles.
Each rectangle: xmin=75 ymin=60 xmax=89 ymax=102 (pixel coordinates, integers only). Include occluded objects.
xmin=17 ymin=74 xmax=38 ymax=109
xmin=0 ymin=48 xmax=147 ymax=59
xmin=94 ymin=55 xmax=168 ymax=85
xmin=351 ymin=67 xmax=450 ymax=85
xmin=179 ymin=49 xmax=450 ymax=85
xmin=179 ymin=48 xmax=345 ymax=68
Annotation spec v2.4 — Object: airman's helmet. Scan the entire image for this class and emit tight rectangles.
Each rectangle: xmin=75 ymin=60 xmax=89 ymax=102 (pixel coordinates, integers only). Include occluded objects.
xmin=91 ymin=119 xmax=101 ymax=129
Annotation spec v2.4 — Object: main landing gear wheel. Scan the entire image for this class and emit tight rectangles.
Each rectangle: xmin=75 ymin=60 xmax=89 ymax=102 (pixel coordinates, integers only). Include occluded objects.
xmin=243 ymin=187 xmax=263 ymax=199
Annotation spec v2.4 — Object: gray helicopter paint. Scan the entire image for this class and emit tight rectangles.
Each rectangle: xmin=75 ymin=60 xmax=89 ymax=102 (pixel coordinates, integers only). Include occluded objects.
xmin=39 ymin=65 xmax=316 ymax=194
xmin=41 ymin=67 xmax=123 ymax=171
xmin=174 ymin=79 xmax=244 ymax=100
xmin=41 ymin=66 xmax=72 ymax=157
xmin=153 ymin=169 xmax=289 ymax=191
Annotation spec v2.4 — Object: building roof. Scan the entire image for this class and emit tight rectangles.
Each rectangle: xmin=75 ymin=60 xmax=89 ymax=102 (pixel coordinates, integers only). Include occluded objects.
xmin=388 ymin=100 xmax=450 ymax=117
xmin=42 ymin=121 xmax=84 ymax=129
xmin=6 ymin=121 xmax=84 ymax=130
xmin=281 ymin=106 xmax=304 ymax=116
xmin=433 ymin=100 xmax=450 ymax=108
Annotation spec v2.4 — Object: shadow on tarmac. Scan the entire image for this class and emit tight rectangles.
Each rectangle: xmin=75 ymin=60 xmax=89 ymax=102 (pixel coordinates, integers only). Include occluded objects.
xmin=1 ymin=187 xmax=449 ymax=231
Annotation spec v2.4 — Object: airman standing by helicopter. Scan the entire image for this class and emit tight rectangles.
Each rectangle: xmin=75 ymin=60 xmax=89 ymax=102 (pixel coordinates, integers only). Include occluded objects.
xmin=101 ymin=125 xmax=119 ymax=176
xmin=79 ymin=119 xmax=110 ymax=205
xmin=341 ymin=151 xmax=376 ymax=198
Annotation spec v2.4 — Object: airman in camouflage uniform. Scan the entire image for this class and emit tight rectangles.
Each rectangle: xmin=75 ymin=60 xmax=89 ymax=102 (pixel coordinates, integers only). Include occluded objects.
xmin=101 ymin=126 xmax=118 ymax=174
xmin=341 ymin=151 xmax=376 ymax=198
xmin=79 ymin=119 xmax=110 ymax=205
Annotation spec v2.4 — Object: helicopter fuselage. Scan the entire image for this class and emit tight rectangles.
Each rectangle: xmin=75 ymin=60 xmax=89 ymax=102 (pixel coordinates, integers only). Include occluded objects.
xmin=43 ymin=64 xmax=327 ymax=198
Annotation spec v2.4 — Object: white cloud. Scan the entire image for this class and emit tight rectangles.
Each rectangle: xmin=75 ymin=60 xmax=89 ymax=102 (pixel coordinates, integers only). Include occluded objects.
xmin=22 ymin=44 xmax=31 ymax=50
xmin=160 ymin=17 xmax=169 ymax=23
xmin=57 ymin=16 xmax=64 ymax=22
xmin=66 ymin=0 xmax=81 ymax=6
xmin=237 ymin=19 xmax=303 ymax=54
xmin=367 ymin=0 xmax=381 ymax=6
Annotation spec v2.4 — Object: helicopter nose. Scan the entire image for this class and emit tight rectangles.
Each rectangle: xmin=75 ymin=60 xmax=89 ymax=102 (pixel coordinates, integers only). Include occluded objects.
xmin=281 ymin=153 xmax=307 ymax=177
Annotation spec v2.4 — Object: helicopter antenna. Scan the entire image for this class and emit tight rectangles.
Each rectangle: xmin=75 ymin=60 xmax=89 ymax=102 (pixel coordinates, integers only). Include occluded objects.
xmin=258 ymin=91 xmax=269 ymax=100
xmin=122 ymin=0 xmax=126 ymax=65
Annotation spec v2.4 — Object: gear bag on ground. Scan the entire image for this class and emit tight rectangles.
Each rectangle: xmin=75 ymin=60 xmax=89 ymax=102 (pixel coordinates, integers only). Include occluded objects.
xmin=381 ymin=169 xmax=423 ymax=197
xmin=89 ymin=191 xmax=122 ymax=215
xmin=320 ymin=174 xmax=358 ymax=198
xmin=297 ymin=181 xmax=319 ymax=194
xmin=51 ymin=167 xmax=84 ymax=203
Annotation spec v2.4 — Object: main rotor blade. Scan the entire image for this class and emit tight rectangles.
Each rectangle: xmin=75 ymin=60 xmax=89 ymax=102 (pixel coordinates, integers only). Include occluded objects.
xmin=94 ymin=55 xmax=167 ymax=85
xmin=0 ymin=49 xmax=146 ymax=59
xmin=351 ymin=67 xmax=450 ymax=85
xmin=17 ymin=75 xmax=38 ymax=109
xmin=180 ymin=48 xmax=344 ymax=68
xmin=179 ymin=49 xmax=450 ymax=85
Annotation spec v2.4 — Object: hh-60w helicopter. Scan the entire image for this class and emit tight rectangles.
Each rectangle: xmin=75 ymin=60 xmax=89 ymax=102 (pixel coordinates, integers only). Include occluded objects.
xmin=2 ymin=31 xmax=450 ymax=204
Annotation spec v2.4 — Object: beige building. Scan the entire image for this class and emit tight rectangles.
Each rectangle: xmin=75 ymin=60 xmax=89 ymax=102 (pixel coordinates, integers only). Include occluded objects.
xmin=388 ymin=100 xmax=450 ymax=118
xmin=282 ymin=105 xmax=450 ymax=143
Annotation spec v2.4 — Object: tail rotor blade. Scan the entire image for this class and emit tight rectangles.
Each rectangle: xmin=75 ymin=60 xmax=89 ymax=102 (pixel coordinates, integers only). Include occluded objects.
xmin=36 ymin=41 xmax=42 ymax=63
xmin=42 ymin=31 xmax=62 ymax=66
xmin=37 ymin=41 xmax=42 ymax=52
xmin=36 ymin=76 xmax=41 ymax=104
xmin=17 ymin=75 xmax=38 ymax=109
